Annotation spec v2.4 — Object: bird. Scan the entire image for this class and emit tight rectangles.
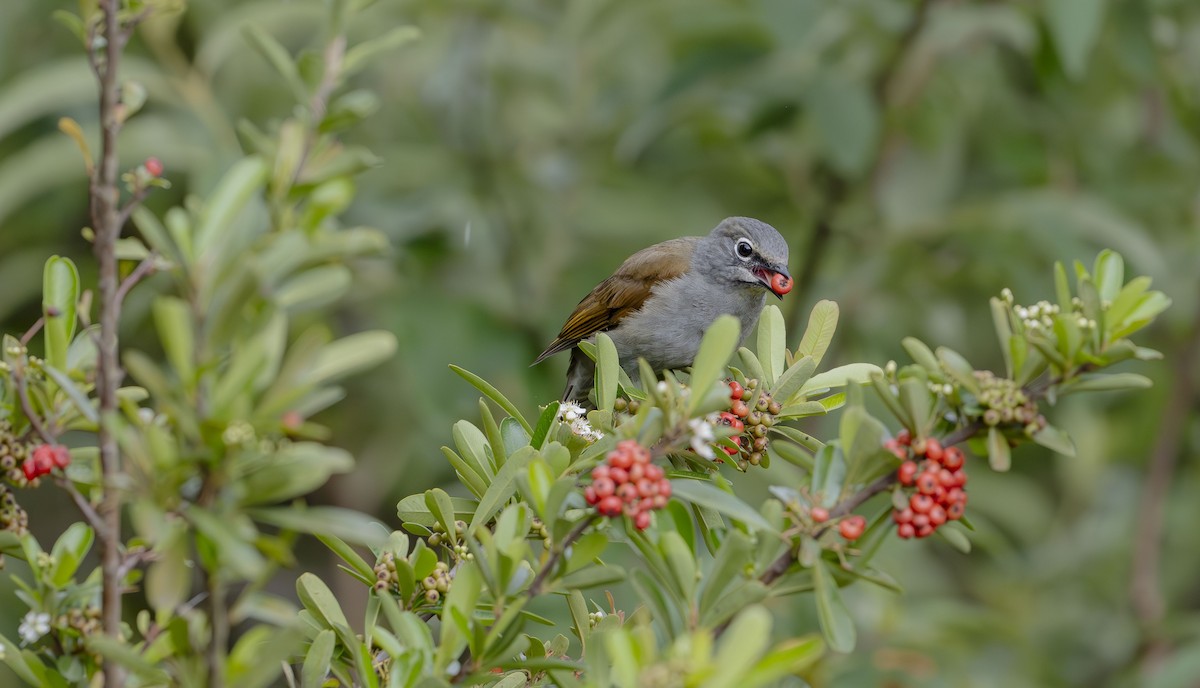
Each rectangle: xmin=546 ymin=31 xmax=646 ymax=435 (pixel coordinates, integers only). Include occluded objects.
xmin=533 ymin=217 xmax=792 ymax=403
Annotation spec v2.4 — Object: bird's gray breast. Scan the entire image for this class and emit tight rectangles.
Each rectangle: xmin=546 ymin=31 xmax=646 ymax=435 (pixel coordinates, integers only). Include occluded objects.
xmin=605 ymin=273 xmax=765 ymax=374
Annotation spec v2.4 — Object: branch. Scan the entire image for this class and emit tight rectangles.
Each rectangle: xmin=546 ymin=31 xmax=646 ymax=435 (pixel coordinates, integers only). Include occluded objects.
xmin=115 ymin=254 xmax=158 ymax=304
xmin=116 ymin=184 xmax=151 ymax=228
xmin=12 ymin=365 xmax=55 ymax=445
xmin=57 ymin=476 xmax=113 ymax=541
xmin=526 ymin=514 xmax=599 ymax=598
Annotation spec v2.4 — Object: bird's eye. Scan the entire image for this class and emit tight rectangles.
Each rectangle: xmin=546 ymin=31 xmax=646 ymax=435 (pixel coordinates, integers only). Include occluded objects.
xmin=735 ymin=238 xmax=754 ymax=259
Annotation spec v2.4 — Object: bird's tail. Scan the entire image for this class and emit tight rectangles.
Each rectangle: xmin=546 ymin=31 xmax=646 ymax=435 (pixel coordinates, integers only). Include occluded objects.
xmin=562 ymin=348 xmax=595 ymax=407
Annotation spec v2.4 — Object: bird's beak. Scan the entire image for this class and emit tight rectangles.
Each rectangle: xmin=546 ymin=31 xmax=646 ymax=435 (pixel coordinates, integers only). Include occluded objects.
xmin=754 ymin=265 xmax=792 ymax=299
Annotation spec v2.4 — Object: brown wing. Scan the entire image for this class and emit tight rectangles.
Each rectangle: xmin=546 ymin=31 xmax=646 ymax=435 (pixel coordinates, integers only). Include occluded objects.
xmin=533 ymin=237 xmax=697 ymax=365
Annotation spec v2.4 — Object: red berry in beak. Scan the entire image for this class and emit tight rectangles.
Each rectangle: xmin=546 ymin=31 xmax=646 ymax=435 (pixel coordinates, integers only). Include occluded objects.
xmin=770 ymin=272 xmax=792 ymax=296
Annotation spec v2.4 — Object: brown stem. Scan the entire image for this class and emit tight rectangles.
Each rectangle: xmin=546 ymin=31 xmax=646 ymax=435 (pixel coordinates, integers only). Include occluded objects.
xmin=526 ymin=514 xmax=599 ymax=598
xmin=91 ymin=2 xmax=128 ymax=683
xmin=1131 ymin=300 xmax=1200 ymax=673
xmin=18 ymin=318 xmax=45 ymax=347
xmin=114 ymin=254 xmax=159 ymax=304
xmin=55 ymin=477 xmax=111 ymax=540
xmin=12 ymin=365 xmax=55 ymax=445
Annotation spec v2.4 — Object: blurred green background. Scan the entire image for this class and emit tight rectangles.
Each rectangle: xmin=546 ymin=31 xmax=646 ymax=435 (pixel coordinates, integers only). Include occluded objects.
xmin=2 ymin=0 xmax=1199 ymax=685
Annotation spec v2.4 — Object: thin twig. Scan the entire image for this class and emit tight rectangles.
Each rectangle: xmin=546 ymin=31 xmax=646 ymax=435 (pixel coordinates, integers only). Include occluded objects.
xmin=55 ymin=476 xmax=112 ymax=540
xmin=526 ymin=514 xmax=599 ymax=598
xmin=116 ymin=185 xmax=151 ymax=228
xmin=18 ymin=318 xmax=45 ymax=347
xmin=115 ymin=254 xmax=159 ymax=304
xmin=12 ymin=366 xmax=55 ymax=445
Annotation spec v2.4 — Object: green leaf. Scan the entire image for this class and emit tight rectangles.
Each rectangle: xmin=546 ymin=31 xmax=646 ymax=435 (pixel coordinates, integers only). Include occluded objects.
xmin=529 ymin=403 xmax=557 ymax=450
xmin=42 ymin=255 xmax=79 ymax=371
xmin=1054 ymin=261 xmax=1073 ymax=312
xmin=317 ymin=534 xmax=376 ymax=583
xmin=471 ymin=446 xmax=533 ymax=532
xmin=1045 ymin=0 xmax=1106 ymax=80
xmin=454 ymin=420 xmax=496 ymax=478
xmin=188 ymin=508 xmax=266 ymax=580
xmin=194 ymin=156 xmax=269 ymax=261
xmin=669 ymin=479 xmax=778 ymax=534
xmin=242 ymin=26 xmax=308 ymax=103
xmin=936 ymin=522 xmax=972 ymax=553
xmin=773 ymin=356 xmax=817 ymax=404
xmin=936 ymin=347 xmax=980 ymax=395
xmin=755 ymin=304 xmax=786 ymax=386
xmin=901 ymin=337 xmax=940 ymax=378
xmin=298 ymin=572 xmax=351 ymax=631
xmin=146 ymin=520 xmax=189 ymax=616
xmin=987 ymin=426 xmax=1011 ymax=472
xmin=49 ymin=522 xmax=93 ymax=586
xmin=1031 ymin=424 xmax=1076 ymax=457
xmin=741 ymin=635 xmax=825 ymax=687
xmin=87 ymin=635 xmax=172 ymax=682
xmin=302 ymin=629 xmax=336 ymax=688
xmin=42 ymin=364 xmax=98 ymax=424
xmin=705 ymin=605 xmax=772 ymax=688
xmin=1092 ymin=249 xmax=1124 ymax=303
xmin=241 ymin=443 xmax=354 ymax=505
xmin=991 ymin=298 xmax=1014 ymax=378
xmin=799 ymin=363 xmax=882 ymax=396
xmin=343 ymin=26 xmax=421 ymax=76
xmin=699 ymin=530 xmax=752 ymax=617
xmin=812 ymin=561 xmax=856 ymax=653
xmin=248 ymin=506 xmax=387 ymax=547
xmin=1059 ymin=372 xmax=1152 ymax=395
xmin=397 ymin=493 xmax=478 ymax=527
xmin=595 ymin=332 xmax=619 ymax=412
xmin=688 ymin=315 xmax=740 ymax=415
xmin=152 ymin=297 xmax=195 ymax=387
xmin=795 ymin=300 xmax=839 ymax=367
xmin=450 ymin=365 xmax=533 ymax=435
xmin=307 ymin=330 xmax=398 ymax=386
xmin=660 ymin=532 xmax=697 ymax=601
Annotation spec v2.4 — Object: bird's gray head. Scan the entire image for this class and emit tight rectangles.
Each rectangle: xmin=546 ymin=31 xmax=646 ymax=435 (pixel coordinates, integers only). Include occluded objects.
xmin=696 ymin=217 xmax=792 ymax=299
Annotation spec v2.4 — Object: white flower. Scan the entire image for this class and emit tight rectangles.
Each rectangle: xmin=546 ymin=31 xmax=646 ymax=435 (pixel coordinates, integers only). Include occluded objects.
xmin=558 ymin=402 xmax=586 ymax=423
xmin=1000 ymin=287 xmax=1014 ymax=303
xmin=688 ymin=418 xmax=716 ymax=460
xmin=1015 ymin=306 xmax=1028 ymax=319
xmin=446 ymin=660 xmax=461 ymax=676
xmin=18 ymin=612 xmax=50 ymax=644
xmin=558 ymin=403 xmax=603 ymax=442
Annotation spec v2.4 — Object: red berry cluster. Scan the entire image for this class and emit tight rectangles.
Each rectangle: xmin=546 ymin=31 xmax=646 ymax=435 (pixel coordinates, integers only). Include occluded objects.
xmin=23 ymin=444 xmax=70 ymax=481
xmin=584 ymin=440 xmax=671 ymax=531
xmin=887 ymin=431 xmax=967 ymax=539
xmin=838 ymin=514 xmax=866 ymax=541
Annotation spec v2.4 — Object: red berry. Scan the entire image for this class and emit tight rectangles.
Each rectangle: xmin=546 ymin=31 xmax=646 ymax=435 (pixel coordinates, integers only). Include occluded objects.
xmin=946 ymin=487 xmax=965 ymax=506
xmin=934 ymin=485 xmax=948 ymax=504
xmin=592 ymin=477 xmax=615 ymax=498
xmin=884 ymin=438 xmax=900 ymax=452
xmin=937 ymin=469 xmax=957 ymax=489
xmin=584 ymin=486 xmax=599 ymax=505
xmin=651 ymin=494 xmax=668 ymax=509
xmin=144 ymin=157 xmax=163 ymax=177
xmin=925 ymin=438 xmax=943 ymax=462
xmin=943 ymin=446 xmax=965 ymax=471
xmin=897 ymin=523 xmax=916 ymax=539
xmin=609 ymin=451 xmax=633 ymax=470
xmin=954 ymin=470 xmax=968 ymax=487
xmin=591 ymin=465 xmax=611 ymax=481
xmin=770 ymin=272 xmax=792 ymax=295
xmin=916 ymin=472 xmax=939 ymax=495
xmin=22 ymin=460 xmax=38 ymax=481
xmin=728 ymin=380 xmax=744 ymax=401
xmin=631 ymin=445 xmax=651 ymax=465
xmin=811 ymin=507 xmax=829 ymax=523
xmin=838 ymin=515 xmax=866 ymax=541
xmin=609 ymin=468 xmax=629 ymax=485
xmin=928 ymin=505 xmax=947 ymax=526
xmin=597 ymin=496 xmax=623 ymax=516
xmin=636 ymin=480 xmax=658 ymax=498
xmin=916 ymin=524 xmax=935 ymax=538
xmin=892 ymin=508 xmax=914 ymax=524
xmin=731 ymin=400 xmax=749 ymax=418
xmin=947 ymin=502 xmax=965 ymax=520
xmin=645 ymin=464 xmax=664 ymax=481
xmin=628 ymin=463 xmax=645 ymax=482
xmin=616 ymin=483 xmax=638 ymax=502
xmin=721 ymin=444 xmax=738 ymax=457
xmin=634 ymin=510 xmax=652 ymax=531
xmin=911 ymin=494 xmax=934 ymax=514
xmin=911 ymin=514 xmax=930 ymax=529
xmin=658 ymin=481 xmax=672 ymax=499
xmin=897 ymin=461 xmax=918 ymax=486
xmin=896 ymin=429 xmax=912 ymax=445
